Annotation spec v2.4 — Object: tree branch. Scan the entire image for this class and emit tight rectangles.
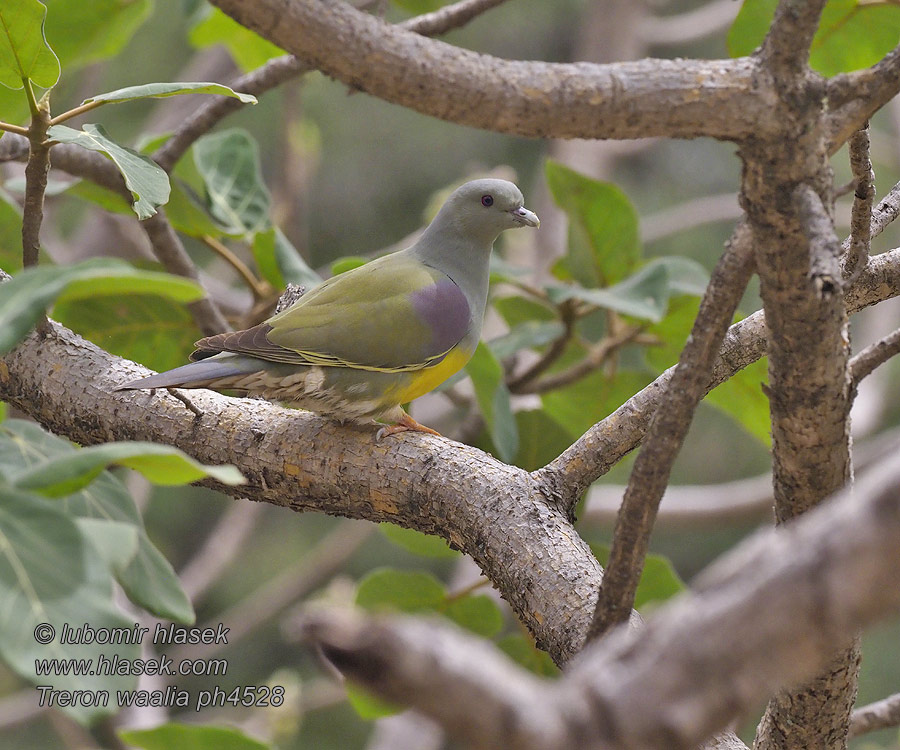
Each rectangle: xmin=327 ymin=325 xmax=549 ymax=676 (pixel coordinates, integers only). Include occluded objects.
xmin=208 ymin=0 xmax=773 ymax=142
xmin=297 ymin=456 xmax=900 ymax=750
xmin=850 ymin=326 xmax=900 ymax=390
xmin=588 ymin=222 xmax=755 ymax=638
xmin=844 ymin=124 xmax=874 ymax=279
xmin=758 ymin=0 xmax=827 ymax=78
xmin=849 ymin=692 xmax=900 ymax=738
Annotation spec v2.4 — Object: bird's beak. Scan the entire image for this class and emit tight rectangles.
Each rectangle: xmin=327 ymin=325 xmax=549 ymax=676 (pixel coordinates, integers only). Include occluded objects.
xmin=510 ymin=206 xmax=540 ymax=228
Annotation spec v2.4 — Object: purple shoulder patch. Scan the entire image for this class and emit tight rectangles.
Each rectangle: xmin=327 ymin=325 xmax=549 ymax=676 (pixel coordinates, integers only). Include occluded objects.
xmin=408 ymin=279 xmax=471 ymax=355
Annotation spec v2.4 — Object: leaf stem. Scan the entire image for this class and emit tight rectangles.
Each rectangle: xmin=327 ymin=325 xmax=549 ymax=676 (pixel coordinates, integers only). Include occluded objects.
xmin=48 ymin=99 xmax=106 ymax=127
xmin=200 ymin=234 xmax=271 ymax=300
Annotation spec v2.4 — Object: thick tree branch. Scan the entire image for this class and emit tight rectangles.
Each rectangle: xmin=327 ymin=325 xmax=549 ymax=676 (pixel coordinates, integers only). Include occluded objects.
xmin=826 ymin=46 xmax=900 ymax=152
xmin=588 ymin=223 xmax=755 ymax=638
xmin=844 ymin=124 xmax=874 ymax=279
xmin=758 ymin=0 xmax=827 ymax=78
xmin=208 ymin=0 xmax=773 ymax=142
xmin=155 ymin=0 xmax=512 ymax=172
xmin=298 ymin=457 xmax=900 ymax=750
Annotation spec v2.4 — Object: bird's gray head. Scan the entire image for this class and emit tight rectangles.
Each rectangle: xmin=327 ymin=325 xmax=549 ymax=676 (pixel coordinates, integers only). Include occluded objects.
xmin=429 ymin=178 xmax=540 ymax=245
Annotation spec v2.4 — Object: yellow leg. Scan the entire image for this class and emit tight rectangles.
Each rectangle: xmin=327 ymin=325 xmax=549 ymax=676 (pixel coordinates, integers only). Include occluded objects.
xmin=376 ymin=409 xmax=442 ymax=439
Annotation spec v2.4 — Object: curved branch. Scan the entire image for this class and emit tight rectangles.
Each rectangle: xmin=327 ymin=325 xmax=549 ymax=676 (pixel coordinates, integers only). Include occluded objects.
xmin=209 ymin=0 xmax=772 ymax=142
xmin=0 ymin=318 xmax=612 ymax=666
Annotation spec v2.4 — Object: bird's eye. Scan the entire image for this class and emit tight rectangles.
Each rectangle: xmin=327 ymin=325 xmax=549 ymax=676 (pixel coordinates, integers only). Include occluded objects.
xmin=481 ymin=195 xmax=494 ymax=207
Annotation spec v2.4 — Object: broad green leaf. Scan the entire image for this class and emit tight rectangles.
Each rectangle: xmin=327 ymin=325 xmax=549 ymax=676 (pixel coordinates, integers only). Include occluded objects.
xmin=592 ymin=545 xmax=685 ymax=610
xmin=0 ymin=259 xmax=203 ymax=355
xmin=547 ymin=262 xmax=671 ymax=322
xmin=46 ymin=123 xmax=170 ymax=219
xmin=252 ymin=227 xmax=322 ymax=289
xmin=0 ymin=0 xmax=60 ymax=89
xmin=728 ymin=0 xmax=900 ymax=76
xmin=66 ymin=178 xmax=133 ymax=215
xmin=189 ymin=6 xmax=286 ymax=72
xmin=487 ymin=320 xmax=565 ymax=361
xmin=356 ymin=568 xmax=445 ymax=613
xmin=545 ymin=160 xmax=640 ymax=287
xmin=345 ymin=683 xmax=401 ymax=721
xmin=193 ymin=128 xmax=270 ymax=235
xmin=511 ymin=410 xmax=573 ymax=471
xmin=165 ymin=178 xmax=233 ymax=237
xmin=43 ymin=0 xmax=151 ymax=72
xmin=445 ymin=594 xmax=504 ymax=637
xmin=82 ymin=81 xmax=256 ymax=107
xmin=379 ymin=522 xmax=459 ymax=559
xmin=76 ymin=517 xmax=139 ymax=575
xmin=0 ymin=187 xmax=24 ymax=272
xmin=13 ymin=441 xmax=245 ymax=495
xmin=0 ymin=420 xmax=194 ymax=622
xmin=54 ymin=293 xmax=202 ymax=373
xmin=465 ymin=342 xmax=518 ymax=462
xmin=492 ymin=295 xmax=557 ymax=328
xmin=654 ymin=256 xmax=710 ymax=296
xmin=120 ymin=723 xmax=271 ymax=750
xmin=497 ymin=634 xmax=558 ymax=677
xmin=331 ymin=256 xmax=369 ymax=276
xmin=0 ymin=489 xmax=139 ymax=722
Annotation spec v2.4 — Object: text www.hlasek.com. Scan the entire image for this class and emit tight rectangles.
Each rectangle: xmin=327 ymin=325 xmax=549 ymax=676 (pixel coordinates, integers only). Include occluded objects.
xmin=33 ymin=622 xmax=284 ymax=711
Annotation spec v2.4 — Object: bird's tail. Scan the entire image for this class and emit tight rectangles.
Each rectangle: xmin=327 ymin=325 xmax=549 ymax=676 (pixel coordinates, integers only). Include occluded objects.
xmin=116 ymin=356 xmax=253 ymax=391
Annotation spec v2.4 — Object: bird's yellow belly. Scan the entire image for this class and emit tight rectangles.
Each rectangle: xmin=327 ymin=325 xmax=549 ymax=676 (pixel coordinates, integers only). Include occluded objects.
xmin=388 ymin=347 xmax=473 ymax=404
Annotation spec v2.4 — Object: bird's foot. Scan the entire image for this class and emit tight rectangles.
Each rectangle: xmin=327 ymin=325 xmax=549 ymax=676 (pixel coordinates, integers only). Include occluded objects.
xmin=376 ymin=411 xmax=442 ymax=440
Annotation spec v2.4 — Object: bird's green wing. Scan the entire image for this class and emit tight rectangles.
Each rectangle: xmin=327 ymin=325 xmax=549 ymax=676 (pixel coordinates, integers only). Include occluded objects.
xmin=192 ymin=253 xmax=472 ymax=371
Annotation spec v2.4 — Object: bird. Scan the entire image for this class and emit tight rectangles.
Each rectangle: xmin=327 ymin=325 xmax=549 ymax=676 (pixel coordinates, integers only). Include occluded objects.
xmin=118 ymin=178 xmax=539 ymax=437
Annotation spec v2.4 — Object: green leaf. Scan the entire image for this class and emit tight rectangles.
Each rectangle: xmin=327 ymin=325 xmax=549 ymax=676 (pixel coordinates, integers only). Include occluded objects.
xmin=66 ymin=178 xmax=134 ymax=215
xmin=193 ymin=128 xmax=271 ymax=235
xmin=189 ymin=6 xmax=286 ymax=72
xmin=0 ymin=0 xmax=60 ymax=89
xmin=592 ymin=545 xmax=685 ymax=610
xmin=492 ymin=294 xmax=557 ymax=328
xmin=445 ymin=594 xmax=504 ymax=637
xmin=54 ymin=293 xmax=202 ymax=373
xmin=0 ymin=488 xmax=139 ymax=722
xmin=0 ymin=420 xmax=194 ymax=623
xmin=345 ymin=683 xmax=401 ymax=721
xmin=46 ymin=123 xmax=170 ymax=219
xmin=379 ymin=522 xmax=459 ymax=559
xmin=545 ymin=160 xmax=640 ymax=287
xmin=487 ymin=320 xmax=565 ymax=361
xmin=728 ymin=0 xmax=900 ymax=76
xmin=43 ymin=0 xmax=151 ymax=72
xmin=14 ymin=441 xmax=245 ymax=496
xmin=252 ymin=227 xmax=322 ymax=289
xmin=548 ymin=262 xmax=670 ymax=322
xmin=0 ymin=259 xmax=204 ymax=355
xmin=82 ymin=81 xmax=256 ymax=107
xmin=355 ymin=568 xmax=446 ymax=613
xmin=120 ymin=723 xmax=271 ymax=750
xmin=497 ymin=634 xmax=558 ymax=677
xmin=392 ymin=0 xmax=447 ymax=14
xmin=465 ymin=342 xmax=518 ymax=462
xmin=76 ymin=517 xmax=140 ymax=575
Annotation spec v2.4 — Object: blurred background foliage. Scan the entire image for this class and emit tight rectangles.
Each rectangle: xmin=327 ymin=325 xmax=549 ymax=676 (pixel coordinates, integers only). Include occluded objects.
xmin=2 ymin=0 xmax=900 ymax=748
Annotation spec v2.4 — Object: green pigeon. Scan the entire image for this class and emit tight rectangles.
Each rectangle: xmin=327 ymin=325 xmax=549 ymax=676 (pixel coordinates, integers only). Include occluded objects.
xmin=118 ymin=178 xmax=539 ymax=436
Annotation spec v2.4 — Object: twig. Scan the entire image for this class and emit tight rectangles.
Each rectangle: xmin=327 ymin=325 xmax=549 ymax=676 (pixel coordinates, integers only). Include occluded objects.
xmin=201 ymin=234 xmax=271 ymax=300
xmin=849 ymin=692 xmax=900 ymax=738
xmin=141 ymin=210 xmax=231 ymax=335
xmin=21 ymin=81 xmax=51 ymax=268
xmin=512 ymin=324 xmax=646 ymax=396
xmin=153 ymin=0 xmax=514 ymax=173
xmin=850 ymin=327 xmax=900 ymax=390
xmin=506 ymin=301 xmax=576 ymax=393
xmin=166 ymin=388 xmax=204 ymax=417
xmin=0 ymin=121 xmax=29 ymax=137
xmin=588 ymin=223 xmax=755 ymax=638
xmin=793 ymin=183 xmax=842 ymax=297
xmin=179 ymin=501 xmax=265 ymax=601
xmin=844 ymin=123 xmax=875 ymax=279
